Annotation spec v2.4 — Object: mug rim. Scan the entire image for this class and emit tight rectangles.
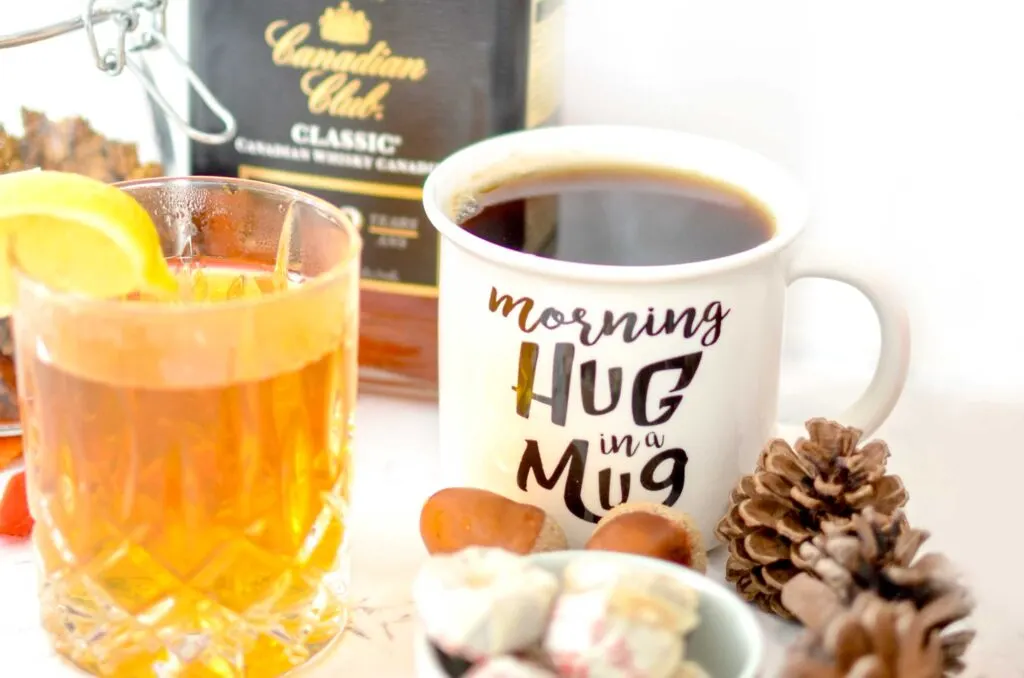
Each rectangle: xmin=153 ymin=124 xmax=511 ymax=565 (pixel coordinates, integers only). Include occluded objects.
xmin=422 ymin=124 xmax=808 ymax=284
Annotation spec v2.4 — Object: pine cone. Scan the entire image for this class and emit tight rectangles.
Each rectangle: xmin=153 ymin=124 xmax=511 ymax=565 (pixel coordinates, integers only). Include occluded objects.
xmin=782 ymin=586 xmax=974 ymax=678
xmin=715 ymin=418 xmax=908 ymax=618
xmin=792 ymin=508 xmax=975 ymax=673
xmin=0 ymin=126 xmax=23 ymax=173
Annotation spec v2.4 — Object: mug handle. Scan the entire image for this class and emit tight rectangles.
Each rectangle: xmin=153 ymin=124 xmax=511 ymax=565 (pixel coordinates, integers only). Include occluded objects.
xmin=776 ymin=246 xmax=911 ymax=441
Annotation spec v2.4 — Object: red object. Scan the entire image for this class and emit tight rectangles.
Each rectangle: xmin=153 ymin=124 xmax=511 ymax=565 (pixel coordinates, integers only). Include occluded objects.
xmin=0 ymin=471 xmax=33 ymax=539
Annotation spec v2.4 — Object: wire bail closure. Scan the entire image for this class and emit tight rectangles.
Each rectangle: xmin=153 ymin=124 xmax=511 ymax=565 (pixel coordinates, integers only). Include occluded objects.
xmin=0 ymin=0 xmax=237 ymax=146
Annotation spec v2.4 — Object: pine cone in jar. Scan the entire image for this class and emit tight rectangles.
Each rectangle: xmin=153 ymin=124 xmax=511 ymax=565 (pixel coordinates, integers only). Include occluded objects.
xmin=0 ymin=319 xmax=18 ymax=437
xmin=715 ymin=418 xmax=909 ymax=619
xmin=785 ymin=508 xmax=975 ymax=673
xmin=19 ymin=108 xmax=163 ymax=183
xmin=0 ymin=126 xmax=23 ymax=173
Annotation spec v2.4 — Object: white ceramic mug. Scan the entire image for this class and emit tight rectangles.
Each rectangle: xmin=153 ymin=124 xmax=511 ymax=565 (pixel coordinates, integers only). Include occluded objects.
xmin=422 ymin=125 xmax=910 ymax=547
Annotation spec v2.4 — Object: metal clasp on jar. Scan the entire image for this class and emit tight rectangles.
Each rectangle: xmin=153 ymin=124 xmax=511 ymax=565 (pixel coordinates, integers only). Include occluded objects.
xmin=0 ymin=0 xmax=237 ymax=146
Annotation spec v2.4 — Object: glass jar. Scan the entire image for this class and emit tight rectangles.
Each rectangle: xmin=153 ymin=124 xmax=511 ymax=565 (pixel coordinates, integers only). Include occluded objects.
xmin=0 ymin=0 xmax=237 ymax=447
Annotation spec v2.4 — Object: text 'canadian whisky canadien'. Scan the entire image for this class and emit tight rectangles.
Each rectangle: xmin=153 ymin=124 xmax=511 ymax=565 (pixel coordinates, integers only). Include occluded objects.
xmin=189 ymin=0 xmax=566 ymax=397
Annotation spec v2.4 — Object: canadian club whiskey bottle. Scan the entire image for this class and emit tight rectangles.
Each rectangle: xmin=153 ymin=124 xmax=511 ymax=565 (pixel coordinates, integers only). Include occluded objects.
xmin=188 ymin=0 xmax=566 ymax=398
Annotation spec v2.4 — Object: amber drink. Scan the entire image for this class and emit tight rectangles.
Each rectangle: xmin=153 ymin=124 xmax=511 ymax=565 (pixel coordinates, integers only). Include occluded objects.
xmin=14 ymin=178 xmax=361 ymax=676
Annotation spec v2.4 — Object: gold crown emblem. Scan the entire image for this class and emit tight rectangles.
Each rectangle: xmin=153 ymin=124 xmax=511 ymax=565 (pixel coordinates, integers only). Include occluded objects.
xmin=319 ymin=1 xmax=372 ymax=46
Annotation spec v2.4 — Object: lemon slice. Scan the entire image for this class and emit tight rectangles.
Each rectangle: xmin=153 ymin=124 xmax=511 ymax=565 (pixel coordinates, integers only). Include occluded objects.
xmin=0 ymin=171 xmax=177 ymax=315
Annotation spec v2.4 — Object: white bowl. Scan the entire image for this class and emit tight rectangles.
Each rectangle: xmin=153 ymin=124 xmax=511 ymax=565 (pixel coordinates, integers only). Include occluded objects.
xmin=413 ymin=550 xmax=764 ymax=678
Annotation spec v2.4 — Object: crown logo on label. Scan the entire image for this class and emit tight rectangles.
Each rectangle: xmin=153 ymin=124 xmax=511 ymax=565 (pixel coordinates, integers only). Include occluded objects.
xmin=319 ymin=1 xmax=372 ymax=45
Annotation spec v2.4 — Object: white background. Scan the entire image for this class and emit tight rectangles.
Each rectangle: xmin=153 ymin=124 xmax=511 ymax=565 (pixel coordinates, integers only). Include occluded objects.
xmin=2 ymin=1 xmax=1023 ymax=674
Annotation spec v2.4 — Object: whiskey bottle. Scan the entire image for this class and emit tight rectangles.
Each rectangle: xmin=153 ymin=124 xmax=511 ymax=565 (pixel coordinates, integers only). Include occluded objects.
xmin=189 ymin=0 xmax=566 ymax=399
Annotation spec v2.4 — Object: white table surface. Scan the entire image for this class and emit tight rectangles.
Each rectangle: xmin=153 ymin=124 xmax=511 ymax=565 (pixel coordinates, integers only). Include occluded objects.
xmin=1 ymin=380 xmax=1022 ymax=677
